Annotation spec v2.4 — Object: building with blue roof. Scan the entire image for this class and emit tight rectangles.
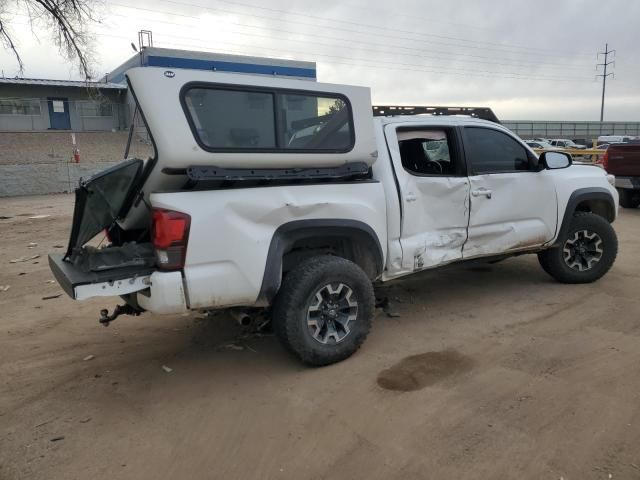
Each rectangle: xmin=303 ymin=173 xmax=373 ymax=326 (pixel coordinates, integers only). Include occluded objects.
xmin=0 ymin=47 xmax=316 ymax=132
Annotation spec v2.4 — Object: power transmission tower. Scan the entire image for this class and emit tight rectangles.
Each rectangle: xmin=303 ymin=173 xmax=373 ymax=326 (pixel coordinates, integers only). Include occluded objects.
xmin=596 ymin=43 xmax=615 ymax=122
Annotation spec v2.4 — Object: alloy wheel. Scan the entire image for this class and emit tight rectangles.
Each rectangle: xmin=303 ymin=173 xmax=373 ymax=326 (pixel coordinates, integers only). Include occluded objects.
xmin=563 ymin=229 xmax=604 ymax=271
xmin=306 ymin=283 xmax=358 ymax=344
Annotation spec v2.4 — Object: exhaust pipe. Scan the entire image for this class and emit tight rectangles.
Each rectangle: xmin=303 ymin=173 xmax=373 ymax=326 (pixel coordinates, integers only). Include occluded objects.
xmin=230 ymin=310 xmax=252 ymax=327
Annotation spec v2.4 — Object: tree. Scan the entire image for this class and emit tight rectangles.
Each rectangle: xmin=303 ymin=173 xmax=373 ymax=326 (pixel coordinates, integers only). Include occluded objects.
xmin=327 ymin=98 xmax=346 ymax=114
xmin=0 ymin=0 xmax=98 ymax=78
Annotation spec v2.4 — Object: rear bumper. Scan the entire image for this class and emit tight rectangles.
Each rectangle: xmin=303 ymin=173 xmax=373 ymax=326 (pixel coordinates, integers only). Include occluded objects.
xmin=49 ymin=254 xmax=155 ymax=300
xmin=615 ymin=176 xmax=640 ymax=190
xmin=49 ymin=254 xmax=188 ymax=314
xmin=136 ymin=271 xmax=188 ymax=314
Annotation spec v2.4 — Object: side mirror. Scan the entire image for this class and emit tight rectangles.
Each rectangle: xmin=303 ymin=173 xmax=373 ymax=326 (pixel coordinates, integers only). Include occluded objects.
xmin=540 ymin=151 xmax=572 ymax=169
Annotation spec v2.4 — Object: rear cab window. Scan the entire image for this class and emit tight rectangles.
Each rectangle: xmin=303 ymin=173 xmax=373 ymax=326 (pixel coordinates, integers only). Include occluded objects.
xmin=182 ymin=85 xmax=354 ymax=153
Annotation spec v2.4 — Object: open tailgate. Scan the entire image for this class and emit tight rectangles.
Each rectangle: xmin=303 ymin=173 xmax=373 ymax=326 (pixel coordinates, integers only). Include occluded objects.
xmin=49 ymin=254 xmax=154 ymax=300
xmin=66 ymin=158 xmax=144 ymax=258
xmin=50 ymin=158 xmax=157 ymax=301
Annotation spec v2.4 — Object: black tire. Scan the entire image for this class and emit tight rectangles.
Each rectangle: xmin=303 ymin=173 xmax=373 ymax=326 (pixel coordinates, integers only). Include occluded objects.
xmin=538 ymin=212 xmax=617 ymax=284
xmin=618 ymin=188 xmax=640 ymax=209
xmin=272 ymin=255 xmax=374 ymax=366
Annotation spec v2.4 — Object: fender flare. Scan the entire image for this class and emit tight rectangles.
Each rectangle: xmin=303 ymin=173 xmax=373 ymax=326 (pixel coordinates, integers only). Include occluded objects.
xmin=553 ymin=187 xmax=616 ymax=247
xmin=256 ymin=219 xmax=384 ymax=305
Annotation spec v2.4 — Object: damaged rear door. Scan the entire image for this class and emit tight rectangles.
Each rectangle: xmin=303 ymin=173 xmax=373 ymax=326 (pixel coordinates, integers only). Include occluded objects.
xmin=385 ymin=124 xmax=470 ymax=271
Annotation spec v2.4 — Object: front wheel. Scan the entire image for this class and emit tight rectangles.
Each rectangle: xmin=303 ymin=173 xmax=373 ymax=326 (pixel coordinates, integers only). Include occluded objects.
xmin=538 ymin=212 xmax=617 ymax=284
xmin=272 ymin=255 xmax=374 ymax=366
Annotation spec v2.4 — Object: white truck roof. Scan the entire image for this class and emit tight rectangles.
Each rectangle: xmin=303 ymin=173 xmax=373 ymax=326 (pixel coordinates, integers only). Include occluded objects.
xmin=375 ymin=115 xmax=503 ymax=128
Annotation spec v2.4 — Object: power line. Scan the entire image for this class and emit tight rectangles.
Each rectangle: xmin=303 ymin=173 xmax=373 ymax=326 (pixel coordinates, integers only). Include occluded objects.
xmin=90 ymin=25 xmax=592 ymax=82
xmin=153 ymin=0 xmax=593 ymax=57
xmin=103 ymin=4 xmax=592 ymax=71
xmin=105 ymin=1 xmax=592 ymax=60
xmin=100 ymin=18 xmax=590 ymax=75
xmin=88 ymin=15 xmax=595 ymax=83
xmin=1 ymin=14 xmax=594 ymax=83
xmin=0 ymin=8 xmax=594 ymax=84
xmin=8 ymin=5 xmax=589 ymax=70
xmin=145 ymin=39 xmax=594 ymax=83
xmin=596 ymin=43 xmax=615 ymax=122
xmin=313 ymin=0 xmax=500 ymax=33
xmin=145 ymin=37 xmax=590 ymax=81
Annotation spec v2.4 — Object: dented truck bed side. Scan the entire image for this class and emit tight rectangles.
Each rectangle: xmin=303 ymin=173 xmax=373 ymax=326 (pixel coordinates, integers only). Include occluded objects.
xmin=145 ymin=181 xmax=388 ymax=310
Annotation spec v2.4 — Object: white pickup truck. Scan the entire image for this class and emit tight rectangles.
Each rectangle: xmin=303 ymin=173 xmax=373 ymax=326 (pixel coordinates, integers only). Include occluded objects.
xmin=49 ymin=67 xmax=619 ymax=365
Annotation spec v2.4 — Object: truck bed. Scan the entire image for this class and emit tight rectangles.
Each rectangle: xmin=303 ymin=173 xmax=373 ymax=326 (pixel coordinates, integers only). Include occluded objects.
xmin=606 ymin=144 xmax=640 ymax=176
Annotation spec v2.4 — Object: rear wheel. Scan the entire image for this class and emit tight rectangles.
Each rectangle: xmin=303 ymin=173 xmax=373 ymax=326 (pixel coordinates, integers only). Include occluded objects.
xmin=618 ymin=188 xmax=640 ymax=209
xmin=538 ymin=212 xmax=617 ymax=284
xmin=272 ymin=255 xmax=374 ymax=366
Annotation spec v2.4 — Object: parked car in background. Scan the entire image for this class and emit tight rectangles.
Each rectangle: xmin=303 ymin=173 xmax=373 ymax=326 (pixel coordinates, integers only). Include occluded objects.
xmin=601 ymin=143 xmax=640 ymax=208
xmin=550 ymin=139 xmax=588 ymax=159
xmin=525 ymin=140 xmax=568 ymax=155
xmin=525 ymin=140 xmax=554 ymax=149
xmin=550 ymin=139 xmax=588 ymax=150
xmin=597 ymin=135 xmax=634 ymax=145
xmin=573 ymin=138 xmax=595 ymax=148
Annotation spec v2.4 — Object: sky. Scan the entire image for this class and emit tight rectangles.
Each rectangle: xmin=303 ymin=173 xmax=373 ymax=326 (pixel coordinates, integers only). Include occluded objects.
xmin=1 ymin=0 xmax=638 ymax=121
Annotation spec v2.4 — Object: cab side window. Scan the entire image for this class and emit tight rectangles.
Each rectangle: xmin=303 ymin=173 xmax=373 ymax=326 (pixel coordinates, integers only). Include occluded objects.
xmin=398 ymin=129 xmax=459 ymax=176
xmin=464 ymin=127 xmax=534 ymax=174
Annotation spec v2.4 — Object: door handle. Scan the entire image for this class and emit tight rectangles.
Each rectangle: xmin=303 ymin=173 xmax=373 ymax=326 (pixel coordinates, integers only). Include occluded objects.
xmin=405 ymin=192 xmax=417 ymax=202
xmin=471 ymin=188 xmax=493 ymax=199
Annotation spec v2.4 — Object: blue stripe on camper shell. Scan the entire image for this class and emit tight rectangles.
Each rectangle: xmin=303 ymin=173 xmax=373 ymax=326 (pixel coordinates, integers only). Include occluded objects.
xmin=145 ymin=56 xmax=316 ymax=78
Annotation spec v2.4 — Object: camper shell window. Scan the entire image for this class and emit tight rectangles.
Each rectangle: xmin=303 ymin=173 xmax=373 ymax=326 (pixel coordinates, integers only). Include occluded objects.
xmin=181 ymin=83 xmax=354 ymax=153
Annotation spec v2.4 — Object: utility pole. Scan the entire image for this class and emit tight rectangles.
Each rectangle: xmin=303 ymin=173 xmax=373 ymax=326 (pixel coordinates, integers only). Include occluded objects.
xmin=596 ymin=43 xmax=615 ymax=122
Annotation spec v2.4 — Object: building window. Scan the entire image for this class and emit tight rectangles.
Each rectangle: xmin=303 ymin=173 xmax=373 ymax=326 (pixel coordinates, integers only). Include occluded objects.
xmin=52 ymin=100 xmax=65 ymax=113
xmin=0 ymin=98 xmax=41 ymax=115
xmin=77 ymin=101 xmax=113 ymax=117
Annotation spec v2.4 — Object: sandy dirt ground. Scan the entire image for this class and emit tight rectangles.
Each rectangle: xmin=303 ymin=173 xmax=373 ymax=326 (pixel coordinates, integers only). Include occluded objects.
xmin=1 ymin=194 xmax=640 ymax=480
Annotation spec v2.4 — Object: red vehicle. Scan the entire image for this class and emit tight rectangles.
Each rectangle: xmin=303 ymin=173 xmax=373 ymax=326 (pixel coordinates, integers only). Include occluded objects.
xmin=601 ymin=144 xmax=640 ymax=208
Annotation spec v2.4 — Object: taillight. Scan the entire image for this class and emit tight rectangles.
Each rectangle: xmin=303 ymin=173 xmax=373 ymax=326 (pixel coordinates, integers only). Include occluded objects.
xmin=601 ymin=150 xmax=609 ymax=171
xmin=152 ymin=208 xmax=190 ymax=270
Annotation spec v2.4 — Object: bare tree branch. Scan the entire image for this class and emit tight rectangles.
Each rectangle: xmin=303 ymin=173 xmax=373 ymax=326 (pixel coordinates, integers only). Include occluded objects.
xmin=0 ymin=16 xmax=24 ymax=75
xmin=0 ymin=0 xmax=99 ymax=79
